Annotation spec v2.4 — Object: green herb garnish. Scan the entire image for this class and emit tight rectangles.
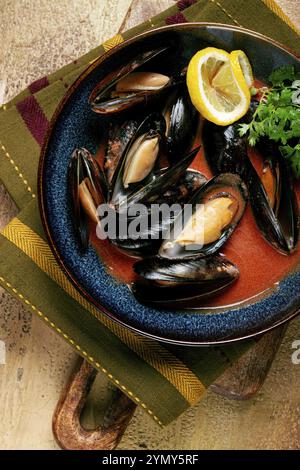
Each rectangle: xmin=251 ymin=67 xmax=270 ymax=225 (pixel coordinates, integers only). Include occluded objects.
xmin=238 ymin=65 xmax=300 ymax=178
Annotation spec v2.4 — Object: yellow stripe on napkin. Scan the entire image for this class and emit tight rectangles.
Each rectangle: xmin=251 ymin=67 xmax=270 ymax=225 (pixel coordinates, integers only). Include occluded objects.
xmin=261 ymin=0 xmax=300 ymax=37
xmin=103 ymin=34 xmax=125 ymax=52
xmin=2 ymin=218 xmax=206 ymax=405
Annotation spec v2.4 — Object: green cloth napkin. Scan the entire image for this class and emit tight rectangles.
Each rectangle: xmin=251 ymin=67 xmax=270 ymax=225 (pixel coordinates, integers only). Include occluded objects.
xmin=0 ymin=0 xmax=299 ymax=425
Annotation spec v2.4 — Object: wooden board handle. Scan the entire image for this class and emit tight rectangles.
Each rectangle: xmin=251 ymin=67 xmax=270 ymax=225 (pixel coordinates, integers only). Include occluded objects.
xmin=52 ymin=357 xmax=136 ymax=450
xmin=210 ymin=325 xmax=287 ymax=399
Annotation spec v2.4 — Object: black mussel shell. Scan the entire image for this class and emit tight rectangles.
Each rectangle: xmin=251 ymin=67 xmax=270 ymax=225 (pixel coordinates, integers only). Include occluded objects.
xmin=202 ymin=106 xmax=298 ymax=255
xmin=68 ymin=148 xmax=107 ymax=251
xmin=249 ymin=140 xmax=299 ymax=254
xmin=164 ymin=87 xmax=199 ymax=163
xmin=83 ymin=149 xmax=108 ymax=202
xmin=109 ymin=113 xmax=166 ymax=208
xmin=110 ymin=169 xmax=206 ymax=257
xmin=110 ymin=211 xmax=175 ymax=257
xmin=202 ymin=100 xmax=259 ymax=177
xmin=152 ymin=168 xmax=207 ymax=206
xmin=89 ymin=48 xmax=169 ymax=114
xmin=202 ymin=119 xmax=249 ymax=178
xmin=68 ymin=153 xmax=89 ymax=251
xmin=159 ymin=173 xmax=248 ymax=259
xmin=132 ymin=255 xmax=239 ymax=308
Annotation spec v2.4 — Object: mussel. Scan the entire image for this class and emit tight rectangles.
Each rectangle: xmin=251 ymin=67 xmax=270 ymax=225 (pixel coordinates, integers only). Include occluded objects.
xmin=163 ymin=87 xmax=199 ymax=163
xmin=68 ymin=148 xmax=107 ymax=250
xmin=104 ymin=119 xmax=139 ymax=183
xmin=248 ymin=140 xmax=299 ymax=254
xmin=202 ymin=100 xmax=259 ymax=177
xmin=110 ymin=169 xmax=207 ymax=256
xmin=202 ymin=116 xmax=299 ymax=254
xmin=260 ymin=157 xmax=280 ymax=214
xmin=159 ymin=173 xmax=248 ymax=259
xmin=122 ymin=146 xmax=200 ymax=210
xmin=132 ymin=255 xmax=239 ymax=307
xmin=89 ymin=48 xmax=174 ymax=114
xmin=202 ymin=118 xmax=249 ymax=178
xmin=109 ymin=113 xmax=166 ymax=208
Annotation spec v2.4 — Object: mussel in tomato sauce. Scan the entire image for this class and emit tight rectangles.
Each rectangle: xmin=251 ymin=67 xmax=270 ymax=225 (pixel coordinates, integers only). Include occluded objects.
xmin=159 ymin=173 xmax=248 ymax=259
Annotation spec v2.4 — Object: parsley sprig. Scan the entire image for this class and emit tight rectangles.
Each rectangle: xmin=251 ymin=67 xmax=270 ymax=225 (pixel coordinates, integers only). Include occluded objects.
xmin=238 ymin=65 xmax=300 ymax=178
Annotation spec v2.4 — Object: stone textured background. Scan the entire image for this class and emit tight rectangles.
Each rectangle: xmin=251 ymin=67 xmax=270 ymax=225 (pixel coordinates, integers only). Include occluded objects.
xmin=0 ymin=0 xmax=300 ymax=450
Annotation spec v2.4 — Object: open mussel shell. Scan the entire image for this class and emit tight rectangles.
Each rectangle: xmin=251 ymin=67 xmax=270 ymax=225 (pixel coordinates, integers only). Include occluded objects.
xmin=202 ymin=111 xmax=299 ymax=255
xmin=110 ymin=169 xmax=207 ymax=256
xmin=115 ymin=146 xmax=200 ymax=213
xmin=89 ymin=48 xmax=172 ymax=114
xmin=104 ymin=119 xmax=139 ymax=184
xmin=69 ymin=155 xmax=89 ymax=250
xmin=68 ymin=148 xmax=107 ymax=250
xmin=132 ymin=255 xmax=239 ymax=308
xmin=159 ymin=173 xmax=248 ymax=260
xmin=260 ymin=156 xmax=281 ymax=215
xmin=164 ymin=87 xmax=199 ymax=163
xmin=249 ymin=140 xmax=299 ymax=254
xmin=109 ymin=112 xmax=166 ymax=208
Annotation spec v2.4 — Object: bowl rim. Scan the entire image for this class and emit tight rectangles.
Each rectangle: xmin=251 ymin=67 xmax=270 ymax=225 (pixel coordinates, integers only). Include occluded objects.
xmin=38 ymin=22 xmax=300 ymax=346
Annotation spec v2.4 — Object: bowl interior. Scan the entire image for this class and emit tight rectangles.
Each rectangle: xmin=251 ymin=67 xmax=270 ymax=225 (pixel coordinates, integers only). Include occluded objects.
xmin=40 ymin=24 xmax=300 ymax=345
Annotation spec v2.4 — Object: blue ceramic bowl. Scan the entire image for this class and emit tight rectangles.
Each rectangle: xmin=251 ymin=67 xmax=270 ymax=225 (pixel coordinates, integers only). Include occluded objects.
xmin=39 ymin=23 xmax=300 ymax=345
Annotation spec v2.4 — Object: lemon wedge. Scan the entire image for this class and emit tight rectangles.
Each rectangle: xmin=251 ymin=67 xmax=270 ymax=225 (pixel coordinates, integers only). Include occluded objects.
xmin=187 ymin=47 xmax=251 ymax=126
xmin=230 ymin=50 xmax=254 ymax=88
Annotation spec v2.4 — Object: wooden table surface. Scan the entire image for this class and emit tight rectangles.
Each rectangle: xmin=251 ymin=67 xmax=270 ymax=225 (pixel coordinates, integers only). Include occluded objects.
xmin=1 ymin=0 xmax=300 ymax=450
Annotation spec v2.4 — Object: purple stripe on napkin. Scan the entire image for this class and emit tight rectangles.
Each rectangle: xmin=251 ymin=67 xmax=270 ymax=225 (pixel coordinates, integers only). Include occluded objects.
xmin=165 ymin=12 xmax=188 ymax=24
xmin=16 ymin=95 xmax=49 ymax=147
xmin=28 ymin=76 xmax=49 ymax=94
xmin=177 ymin=0 xmax=197 ymax=11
